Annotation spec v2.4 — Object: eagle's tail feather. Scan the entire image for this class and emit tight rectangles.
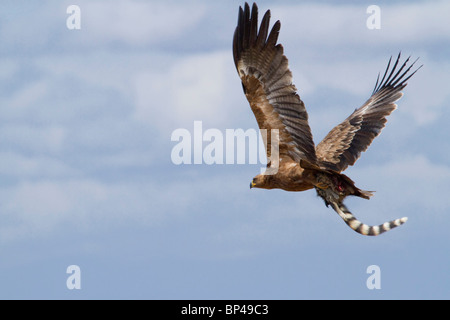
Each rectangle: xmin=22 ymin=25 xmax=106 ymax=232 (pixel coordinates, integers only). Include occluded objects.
xmin=330 ymin=202 xmax=408 ymax=236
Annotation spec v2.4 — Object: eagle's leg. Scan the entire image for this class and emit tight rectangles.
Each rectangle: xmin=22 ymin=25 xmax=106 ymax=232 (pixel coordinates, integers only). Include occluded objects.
xmin=314 ymin=186 xmax=336 ymax=207
xmin=314 ymin=172 xmax=347 ymax=205
xmin=314 ymin=170 xmax=373 ymax=202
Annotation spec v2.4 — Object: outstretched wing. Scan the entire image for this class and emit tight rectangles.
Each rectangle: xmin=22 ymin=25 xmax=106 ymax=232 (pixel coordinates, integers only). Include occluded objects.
xmin=316 ymin=53 xmax=421 ymax=172
xmin=233 ymin=3 xmax=317 ymax=165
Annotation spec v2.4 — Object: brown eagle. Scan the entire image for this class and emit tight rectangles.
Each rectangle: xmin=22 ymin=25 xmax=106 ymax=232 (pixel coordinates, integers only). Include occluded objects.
xmin=233 ymin=3 xmax=421 ymax=236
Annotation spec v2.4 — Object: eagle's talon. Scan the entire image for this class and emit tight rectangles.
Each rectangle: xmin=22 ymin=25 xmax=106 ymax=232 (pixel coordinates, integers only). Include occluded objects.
xmin=316 ymin=183 xmax=329 ymax=190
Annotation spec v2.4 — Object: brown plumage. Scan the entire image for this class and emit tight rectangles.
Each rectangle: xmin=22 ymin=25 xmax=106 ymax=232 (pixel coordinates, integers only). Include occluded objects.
xmin=233 ymin=3 xmax=421 ymax=236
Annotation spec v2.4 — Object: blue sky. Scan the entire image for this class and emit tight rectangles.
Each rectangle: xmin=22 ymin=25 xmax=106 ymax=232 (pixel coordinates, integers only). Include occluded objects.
xmin=0 ymin=0 xmax=449 ymax=299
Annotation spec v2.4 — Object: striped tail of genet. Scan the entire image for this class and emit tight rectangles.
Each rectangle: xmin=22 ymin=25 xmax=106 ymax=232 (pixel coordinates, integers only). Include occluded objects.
xmin=331 ymin=202 xmax=408 ymax=236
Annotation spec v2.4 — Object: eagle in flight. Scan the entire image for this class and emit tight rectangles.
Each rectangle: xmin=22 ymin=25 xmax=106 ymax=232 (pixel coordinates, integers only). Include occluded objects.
xmin=233 ymin=3 xmax=421 ymax=236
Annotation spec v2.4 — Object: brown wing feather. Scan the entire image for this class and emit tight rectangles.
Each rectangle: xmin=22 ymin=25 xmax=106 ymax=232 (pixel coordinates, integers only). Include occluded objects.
xmin=316 ymin=53 xmax=422 ymax=172
xmin=233 ymin=3 xmax=317 ymax=165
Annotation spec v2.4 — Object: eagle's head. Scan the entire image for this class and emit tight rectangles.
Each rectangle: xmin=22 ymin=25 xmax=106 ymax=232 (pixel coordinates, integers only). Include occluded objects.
xmin=250 ymin=174 xmax=272 ymax=189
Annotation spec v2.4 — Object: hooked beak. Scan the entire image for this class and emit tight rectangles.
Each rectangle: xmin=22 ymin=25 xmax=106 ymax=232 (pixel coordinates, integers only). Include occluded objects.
xmin=250 ymin=181 xmax=255 ymax=189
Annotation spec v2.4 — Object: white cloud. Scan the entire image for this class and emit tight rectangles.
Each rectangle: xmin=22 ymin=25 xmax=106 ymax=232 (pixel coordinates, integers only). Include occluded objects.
xmin=382 ymin=1 xmax=450 ymax=43
xmin=133 ymin=50 xmax=238 ymax=132
xmin=351 ymin=154 xmax=450 ymax=214
xmin=398 ymin=58 xmax=450 ymax=126
xmin=4 ymin=80 xmax=49 ymax=112
xmin=82 ymin=0 xmax=207 ymax=46
xmin=0 ymin=179 xmax=151 ymax=243
xmin=0 ymin=152 xmax=77 ymax=178
xmin=299 ymin=54 xmax=450 ymax=134
xmin=273 ymin=1 xmax=450 ymax=47
xmin=34 ymin=52 xmax=135 ymax=97
xmin=0 ymin=173 xmax=221 ymax=243
xmin=0 ymin=59 xmax=20 ymax=81
xmin=0 ymin=125 xmax=66 ymax=154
